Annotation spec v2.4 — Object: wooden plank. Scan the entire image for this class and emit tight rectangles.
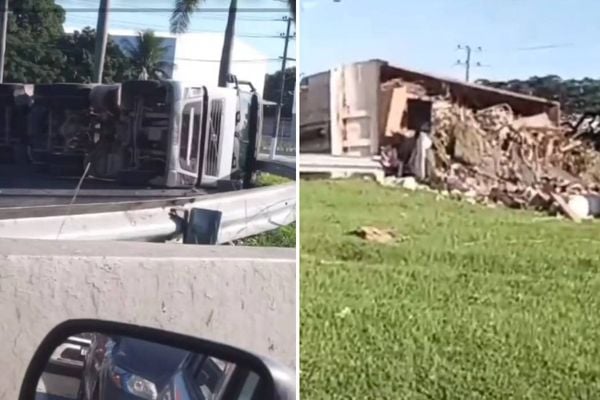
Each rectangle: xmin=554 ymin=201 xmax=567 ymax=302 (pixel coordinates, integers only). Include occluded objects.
xmin=385 ymin=86 xmax=408 ymax=137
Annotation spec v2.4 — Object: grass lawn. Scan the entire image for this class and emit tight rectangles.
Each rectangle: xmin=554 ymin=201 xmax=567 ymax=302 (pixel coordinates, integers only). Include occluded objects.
xmin=300 ymin=179 xmax=600 ymax=399
xmin=241 ymin=222 xmax=295 ymax=247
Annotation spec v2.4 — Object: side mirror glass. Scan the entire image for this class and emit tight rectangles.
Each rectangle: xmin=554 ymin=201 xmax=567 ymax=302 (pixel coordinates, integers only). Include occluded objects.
xmin=21 ymin=319 xmax=295 ymax=400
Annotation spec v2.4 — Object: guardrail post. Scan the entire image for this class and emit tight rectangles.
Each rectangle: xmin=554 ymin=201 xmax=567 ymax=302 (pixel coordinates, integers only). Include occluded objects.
xmin=184 ymin=209 xmax=223 ymax=245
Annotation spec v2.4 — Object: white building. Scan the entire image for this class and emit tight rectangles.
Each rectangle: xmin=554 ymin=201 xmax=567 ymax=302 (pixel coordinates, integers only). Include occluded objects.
xmin=65 ymin=28 xmax=269 ymax=95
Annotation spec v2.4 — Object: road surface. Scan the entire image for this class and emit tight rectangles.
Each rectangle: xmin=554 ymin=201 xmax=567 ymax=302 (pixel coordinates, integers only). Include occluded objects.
xmin=257 ymin=154 xmax=296 ymax=180
xmin=36 ymin=372 xmax=79 ymax=400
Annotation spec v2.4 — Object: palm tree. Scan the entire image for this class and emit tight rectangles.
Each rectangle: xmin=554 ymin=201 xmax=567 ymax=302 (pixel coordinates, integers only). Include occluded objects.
xmin=170 ymin=0 xmax=295 ymax=87
xmin=122 ymin=30 xmax=173 ymax=80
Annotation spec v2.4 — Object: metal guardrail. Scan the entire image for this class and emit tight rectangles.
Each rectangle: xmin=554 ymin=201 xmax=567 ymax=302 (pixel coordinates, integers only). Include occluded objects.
xmin=299 ymin=153 xmax=385 ymax=182
xmin=0 ymin=183 xmax=296 ymax=242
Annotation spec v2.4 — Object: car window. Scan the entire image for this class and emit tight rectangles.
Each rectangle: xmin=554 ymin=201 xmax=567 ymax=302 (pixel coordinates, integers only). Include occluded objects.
xmin=237 ymin=371 xmax=261 ymax=400
xmin=193 ymin=357 xmax=233 ymax=399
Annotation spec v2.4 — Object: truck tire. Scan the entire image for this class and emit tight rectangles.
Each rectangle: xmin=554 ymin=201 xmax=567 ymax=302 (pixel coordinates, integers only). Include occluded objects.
xmin=0 ymin=83 xmax=27 ymax=97
xmin=0 ymin=146 xmax=14 ymax=164
xmin=46 ymin=153 xmax=86 ymax=177
xmin=90 ymin=85 xmax=120 ymax=114
xmin=121 ymin=80 xmax=166 ymax=109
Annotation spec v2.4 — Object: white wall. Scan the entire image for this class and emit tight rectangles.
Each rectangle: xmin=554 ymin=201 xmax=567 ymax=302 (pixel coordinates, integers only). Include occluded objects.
xmin=0 ymin=239 xmax=295 ymax=399
xmin=172 ymin=32 xmax=268 ymax=95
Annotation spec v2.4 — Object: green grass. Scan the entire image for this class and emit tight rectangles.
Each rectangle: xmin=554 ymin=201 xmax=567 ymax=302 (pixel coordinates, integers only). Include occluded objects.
xmin=241 ymin=222 xmax=296 ymax=247
xmin=256 ymin=172 xmax=292 ymax=187
xmin=300 ymin=179 xmax=600 ymax=399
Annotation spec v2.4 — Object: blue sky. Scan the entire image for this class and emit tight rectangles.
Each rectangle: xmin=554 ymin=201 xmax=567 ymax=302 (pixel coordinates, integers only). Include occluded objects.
xmin=300 ymin=0 xmax=600 ymax=81
xmin=56 ymin=0 xmax=295 ymax=72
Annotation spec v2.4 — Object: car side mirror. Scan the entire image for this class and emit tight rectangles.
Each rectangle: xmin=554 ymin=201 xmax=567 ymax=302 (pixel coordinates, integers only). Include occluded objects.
xmin=20 ymin=319 xmax=295 ymax=400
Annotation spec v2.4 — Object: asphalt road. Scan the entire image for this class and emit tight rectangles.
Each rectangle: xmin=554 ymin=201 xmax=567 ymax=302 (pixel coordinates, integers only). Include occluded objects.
xmin=0 ymin=165 xmax=211 ymax=208
xmin=36 ymin=372 xmax=79 ymax=400
xmin=0 ymin=156 xmax=294 ymax=209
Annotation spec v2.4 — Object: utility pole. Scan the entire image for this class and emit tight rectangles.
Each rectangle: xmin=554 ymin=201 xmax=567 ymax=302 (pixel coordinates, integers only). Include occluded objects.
xmin=0 ymin=0 xmax=9 ymax=83
xmin=93 ymin=0 xmax=111 ymax=83
xmin=270 ymin=15 xmax=293 ymax=160
xmin=456 ymin=45 xmax=482 ymax=82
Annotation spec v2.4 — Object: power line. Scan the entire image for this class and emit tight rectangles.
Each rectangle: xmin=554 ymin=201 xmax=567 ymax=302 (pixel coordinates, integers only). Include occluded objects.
xmin=176 ymin=57 xmax=288 ymax=63
xmin=66 ymin=17 xmax=292 ymax=38
xmin=2 ymin=7 xmax=290 ymax=13
xmin=67 ymin=12 xmax=288 ymax=22
xmin=515 ymin=43 xmax=574 ymax=51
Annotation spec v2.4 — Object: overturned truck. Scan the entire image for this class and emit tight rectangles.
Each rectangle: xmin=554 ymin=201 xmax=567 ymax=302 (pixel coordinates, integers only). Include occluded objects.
xmin=300 ymin=59 xmax=600 ymax=220
xmin=300 ymin=59 xmax=560 ymax=158
xmin=1 ymin=79 xmax=262 ymax=190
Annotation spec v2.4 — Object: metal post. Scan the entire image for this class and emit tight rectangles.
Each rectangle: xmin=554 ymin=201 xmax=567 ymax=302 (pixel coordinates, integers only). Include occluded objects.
xmin=270 ymin=16 xmax=292 ymax=160
xmin=0 ymin=0 xmax=9 ymax=83
xmin=93 ymin=0 xmax=111 ymax=83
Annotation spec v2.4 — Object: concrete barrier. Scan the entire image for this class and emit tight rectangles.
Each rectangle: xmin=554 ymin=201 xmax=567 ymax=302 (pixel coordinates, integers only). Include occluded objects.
xmin=0 ymin=238 xmax=296 ymax=399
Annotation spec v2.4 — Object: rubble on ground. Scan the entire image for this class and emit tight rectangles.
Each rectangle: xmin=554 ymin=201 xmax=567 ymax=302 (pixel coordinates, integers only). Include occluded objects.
xmin=349 ymin=226 xmax=398 ymax=244
xmin=382 ymin=99 xmax=600 ymax=221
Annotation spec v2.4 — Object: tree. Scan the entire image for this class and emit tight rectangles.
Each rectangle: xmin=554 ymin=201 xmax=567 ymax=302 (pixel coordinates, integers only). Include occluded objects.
xmin=57 ymin=27 xmax=134 ymax=83
xmin=170 ymin=0 xmax=236 ymax=87
xmin=476 ymin=75 xmax=600 ymax=115
xmin=264 ymin=66 xmax=295 ymax=118
xmin=170 ymin=1 xmax=295 ymax=87
xmin=121 ymin=30 xmax=172 ymax=80
xmin=4 ymin=0 xmax=66 ymax=83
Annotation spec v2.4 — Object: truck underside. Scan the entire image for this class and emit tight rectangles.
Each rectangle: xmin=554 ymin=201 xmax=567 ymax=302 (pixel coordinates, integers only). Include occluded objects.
xmin=0 ymin=80 xmax=263 ymax=208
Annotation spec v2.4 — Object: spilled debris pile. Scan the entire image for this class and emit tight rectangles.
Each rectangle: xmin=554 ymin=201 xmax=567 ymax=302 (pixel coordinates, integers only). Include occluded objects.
xmin=423 ymin=102 xmax=600 ymax=220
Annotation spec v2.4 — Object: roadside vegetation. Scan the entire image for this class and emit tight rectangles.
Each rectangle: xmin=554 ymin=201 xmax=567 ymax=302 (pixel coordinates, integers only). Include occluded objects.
xmin=301 ymin=179 xmax=600 ymax=399
xmin=241 ymin=223 xmax=295 ymax=248
xmin=233 ymin=173 xmax=295 ymax=248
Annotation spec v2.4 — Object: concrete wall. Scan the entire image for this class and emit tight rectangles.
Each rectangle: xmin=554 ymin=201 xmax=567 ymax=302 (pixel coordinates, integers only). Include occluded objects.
xmin=0 ymin=239 xmax=295 ymax=399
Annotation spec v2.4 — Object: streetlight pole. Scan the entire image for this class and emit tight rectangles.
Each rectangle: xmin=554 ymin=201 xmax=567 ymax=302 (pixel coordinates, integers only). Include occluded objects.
xmin=0 ymin=0 xmax=9 ymax=83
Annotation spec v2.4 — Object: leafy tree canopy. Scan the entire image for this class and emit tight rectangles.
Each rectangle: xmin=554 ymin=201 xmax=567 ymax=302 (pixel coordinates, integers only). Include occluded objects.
xmin=121 ymin=30 xmax=172 ymax=80
xmin=476 ymin=75 xmax=600 ymax=115
xmin=4 ymin=0 xmax=134 ymax=83
xmin=5 ymin=0 xmax=66 ymax=83
xmin=58 ymin=27 xmax=134 ymax=83
xmin=264 ymin=66 xmax=295 ymax=118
